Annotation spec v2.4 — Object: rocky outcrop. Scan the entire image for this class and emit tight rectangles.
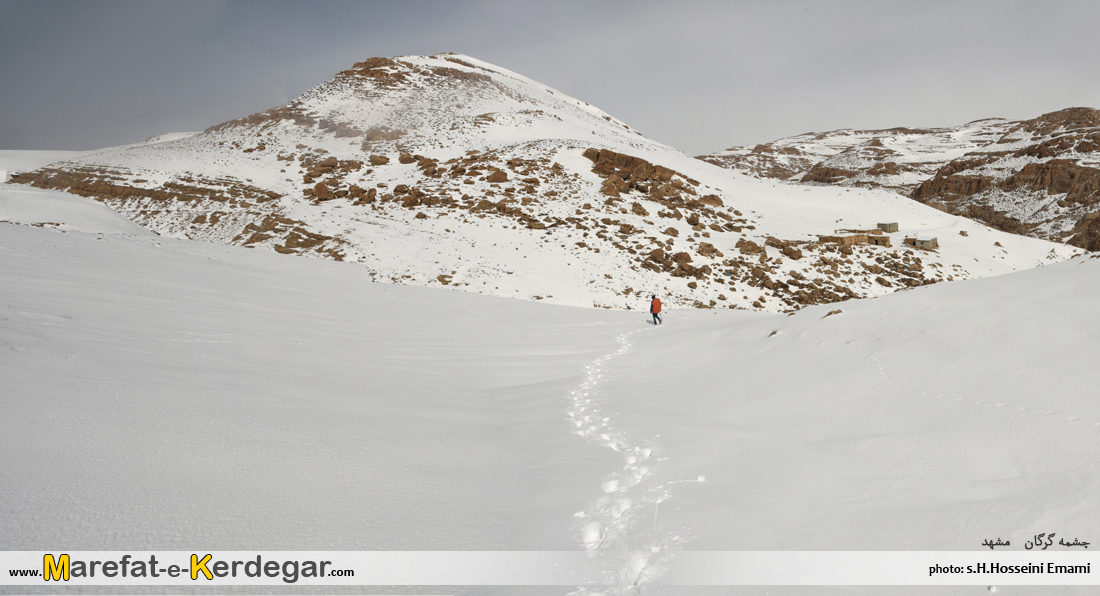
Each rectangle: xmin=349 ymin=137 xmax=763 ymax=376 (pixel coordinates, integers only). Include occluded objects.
xmin=700 ymin=107 xmax=1100 ymax=249
xmin=1001 ymin=160 xmax=1100 ymax=204
xmin=1067 ymin=212 xmax=1100 ymax=251
xmin=800 ymin=165 xmax=859 ymax=184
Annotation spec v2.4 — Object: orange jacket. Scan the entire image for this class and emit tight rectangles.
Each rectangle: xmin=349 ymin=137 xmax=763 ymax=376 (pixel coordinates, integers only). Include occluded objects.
xmin=651 ymin=298 xmax=662 ymax=314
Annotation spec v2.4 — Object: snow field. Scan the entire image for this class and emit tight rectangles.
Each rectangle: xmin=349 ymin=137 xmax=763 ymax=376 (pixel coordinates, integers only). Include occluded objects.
xmin=597 ymin=260 xmax=1100 ymax=562
xmin=0 ymin=213 xmax=648 ymax=554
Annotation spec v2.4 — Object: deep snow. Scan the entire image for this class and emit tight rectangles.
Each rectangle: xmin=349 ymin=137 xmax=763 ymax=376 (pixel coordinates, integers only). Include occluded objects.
xmin=4 ymin=153 xmax=1100 ymax=595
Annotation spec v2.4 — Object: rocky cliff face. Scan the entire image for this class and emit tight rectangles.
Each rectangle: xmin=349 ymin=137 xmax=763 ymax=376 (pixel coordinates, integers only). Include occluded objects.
xmin=7 ymin=55 xmax=1081 ymax=311
xmin=698 ymin=108 xmax=1100 ymax=249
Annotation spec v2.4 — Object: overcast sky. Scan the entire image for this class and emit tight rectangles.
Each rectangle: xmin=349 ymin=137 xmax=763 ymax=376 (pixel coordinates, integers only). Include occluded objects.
xmin=2 ymin=0 xmax=1099 ymax=154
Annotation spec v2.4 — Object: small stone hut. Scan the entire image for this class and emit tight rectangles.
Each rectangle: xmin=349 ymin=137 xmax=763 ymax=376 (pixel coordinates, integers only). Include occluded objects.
xmin=904 ymin=237 xmax=939 ymax=249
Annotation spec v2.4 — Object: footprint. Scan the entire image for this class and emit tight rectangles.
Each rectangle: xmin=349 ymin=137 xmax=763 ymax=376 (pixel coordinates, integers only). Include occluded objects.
xmin=583 ymin=521 xmax=602 ymax=548
xmin=610 ymin=499 xmax=633 ymax=518
xmin=620 ymin=551 xmax=651 ymax=589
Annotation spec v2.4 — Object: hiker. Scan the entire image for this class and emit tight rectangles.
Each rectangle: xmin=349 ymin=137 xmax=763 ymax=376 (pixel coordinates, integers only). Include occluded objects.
xmin=650 ymin=295 xmax=662 ymax=325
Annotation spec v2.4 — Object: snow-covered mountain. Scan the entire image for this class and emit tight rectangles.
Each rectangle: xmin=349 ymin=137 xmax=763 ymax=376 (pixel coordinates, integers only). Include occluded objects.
xmin=9 ymin=54 xmax=1083 ymax=311
xmin=698 ymin=108 xmax=1100 ymax=250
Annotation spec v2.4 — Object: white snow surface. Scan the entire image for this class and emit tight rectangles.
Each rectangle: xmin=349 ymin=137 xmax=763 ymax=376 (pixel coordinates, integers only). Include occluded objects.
xmin=0 ymin=149 xmax=87 ymax=183
xmin=4 ymin=158 xmax=1100 ymax=595
xmin=0 ymin=180 xmax=152 ymax=235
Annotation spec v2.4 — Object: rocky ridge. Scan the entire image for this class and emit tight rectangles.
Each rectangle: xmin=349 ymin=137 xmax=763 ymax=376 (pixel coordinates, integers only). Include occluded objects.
xmin=7 ymin=54 xmax=1081 ymax=311
xmin=698 ymin=108 xmax=1100 ymax=250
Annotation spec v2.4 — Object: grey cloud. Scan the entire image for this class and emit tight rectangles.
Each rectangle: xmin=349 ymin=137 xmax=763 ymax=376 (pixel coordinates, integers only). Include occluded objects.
xmin=1 ymin=0 xmax=1098 ymax=153
xmin=0 ymin=120 xmax=29 ymax=148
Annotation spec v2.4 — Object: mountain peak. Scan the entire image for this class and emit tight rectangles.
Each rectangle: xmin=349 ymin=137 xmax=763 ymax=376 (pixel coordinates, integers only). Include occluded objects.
xmin=9 ymin=56 xmax=1081 ymax=312
xmin=201 ymin=53 xmax=653 ymax=162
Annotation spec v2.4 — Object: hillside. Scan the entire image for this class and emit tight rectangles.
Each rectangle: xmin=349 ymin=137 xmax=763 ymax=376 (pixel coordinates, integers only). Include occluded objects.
xmin=8 ymin=55 xmax=1082 ymax=312
xmin=4 ymin=163 xmax=1100 ymax=594
xmin=698 ymin=108 xmax=1100 ymax=250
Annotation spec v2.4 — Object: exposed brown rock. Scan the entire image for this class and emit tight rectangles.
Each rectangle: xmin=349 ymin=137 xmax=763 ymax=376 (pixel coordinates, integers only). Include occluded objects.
xmin=312 ymin=183 xmax=335 ymax=201
xmin=782 ymin=245 xmax=803 ymax=260
xmin=363 ymin=126 xmax=406 ymax=142
xmin=960 ymin=205 xmax=1031 ymax=235
xmin=801 ymin=165 xmax=859 ymax=184
xmin=1000 ymin=159 xmax=1100 ymax=204
xmin=736 ymin=238 xmax=761 ymax=254
xmin=672 ymin=251 xmax=692 ymax=265
xmin=1067 ymin=212 xmax=1100 ymax=251
xmin=696 ymin=242 xmax=723 ymax=258
xmin=1010 ymin=107 xmax=1100 ymax=138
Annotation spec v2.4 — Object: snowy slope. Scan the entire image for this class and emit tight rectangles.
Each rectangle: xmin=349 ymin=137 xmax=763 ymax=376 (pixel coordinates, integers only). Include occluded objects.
xmin=5 ymin=159 xmax=1100 ymax=595
xmin=599 ymin=261 xmax=1100 ymax=555
xmin=0 ymin=179 xmax=152 ymax=235
xmin=0 ymin=197 xmax=638 ymax=554
xmin=698 ymin=119 xmax=1017 ymax=191
xmin=699 ymin=108 xmax=1100 ymax=249
xmin=8 ymin=56 xmax=1083 ymax=313
xmin=0 ymin=149 xmax=88 ymax=183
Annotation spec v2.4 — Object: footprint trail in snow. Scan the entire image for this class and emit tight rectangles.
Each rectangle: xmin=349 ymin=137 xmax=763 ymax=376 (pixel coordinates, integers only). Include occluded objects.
xmin=566 ymin=328 xmax=704 ymax=595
